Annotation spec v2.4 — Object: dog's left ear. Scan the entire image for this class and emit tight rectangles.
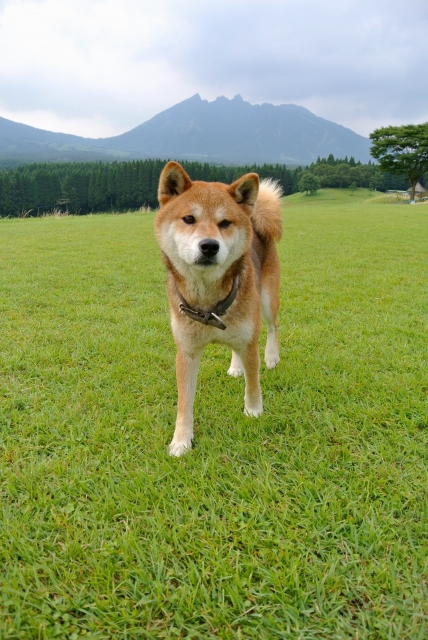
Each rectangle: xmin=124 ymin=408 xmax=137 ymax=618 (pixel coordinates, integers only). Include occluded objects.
xmin=158 ymin=162 xmax=193 ymax=206
xmin=228 ymin=173 xmax=259 ymax=209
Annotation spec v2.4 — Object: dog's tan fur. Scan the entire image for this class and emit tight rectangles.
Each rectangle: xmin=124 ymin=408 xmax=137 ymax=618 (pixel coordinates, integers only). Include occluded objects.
xmin=155 ymin=162 xmax=282 ymax=456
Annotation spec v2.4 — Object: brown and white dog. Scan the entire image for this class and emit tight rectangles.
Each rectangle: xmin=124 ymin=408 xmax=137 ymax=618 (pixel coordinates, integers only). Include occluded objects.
xmin=155 ymin=162 xmax=282 ymax=456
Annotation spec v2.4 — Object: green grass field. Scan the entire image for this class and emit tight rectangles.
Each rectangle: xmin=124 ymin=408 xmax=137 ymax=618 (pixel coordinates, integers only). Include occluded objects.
xmin=1 ymin=189 xmax=427 ymax=638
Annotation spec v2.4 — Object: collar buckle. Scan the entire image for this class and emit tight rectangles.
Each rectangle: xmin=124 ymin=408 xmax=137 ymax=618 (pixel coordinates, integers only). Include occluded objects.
xmin=176 ymin=278 xmax=239 ymax=331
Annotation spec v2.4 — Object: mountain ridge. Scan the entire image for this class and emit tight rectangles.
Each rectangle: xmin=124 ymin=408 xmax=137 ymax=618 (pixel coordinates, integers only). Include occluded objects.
xmin=0 ymin=95 xmax=371 ymax=165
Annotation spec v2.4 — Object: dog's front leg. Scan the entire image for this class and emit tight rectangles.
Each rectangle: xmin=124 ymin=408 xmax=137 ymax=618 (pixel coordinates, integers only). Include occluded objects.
xmin=240 ymin=341 xmax=263 ymax=418
xmin=169 ymin=348 xmax=202 ymax=457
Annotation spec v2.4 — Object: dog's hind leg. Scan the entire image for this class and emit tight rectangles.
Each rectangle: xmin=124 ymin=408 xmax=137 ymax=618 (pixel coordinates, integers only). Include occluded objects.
xmin=169 ymin=348 xmax=202 ymax=457
xmin=261 ymin=286 xmax=280 ymax=370
xmin=227 ymin=351 xmax=244 ymax=377
xmin=261 ymin=247 xmax=280 ymax=370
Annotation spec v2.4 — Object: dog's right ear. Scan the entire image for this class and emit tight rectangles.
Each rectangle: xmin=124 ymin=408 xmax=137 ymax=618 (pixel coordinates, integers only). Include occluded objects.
xmin=228 ymin=173 xmax=259 ymax=209
xmin=158 ymin=162 xmax=192 ymax=206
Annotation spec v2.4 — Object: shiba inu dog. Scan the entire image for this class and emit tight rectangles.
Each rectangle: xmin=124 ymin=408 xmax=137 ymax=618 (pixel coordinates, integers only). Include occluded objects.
xmin=155 ymin=161 xmax=282 ymax=456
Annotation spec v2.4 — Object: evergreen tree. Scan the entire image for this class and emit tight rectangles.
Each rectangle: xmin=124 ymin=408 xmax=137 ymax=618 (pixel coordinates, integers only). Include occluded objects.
xmin=0 ymin=173 xmax=13 ymax=216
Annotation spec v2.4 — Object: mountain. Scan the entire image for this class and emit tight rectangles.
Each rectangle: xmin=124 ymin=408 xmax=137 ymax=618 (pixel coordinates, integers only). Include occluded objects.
xmin=97 ymin=94 xmax=371 ymax=164
xmin=0 ymin=116 xmax=130 ymax=163
xmin=0 ymin=95 xmax=371 ymax=165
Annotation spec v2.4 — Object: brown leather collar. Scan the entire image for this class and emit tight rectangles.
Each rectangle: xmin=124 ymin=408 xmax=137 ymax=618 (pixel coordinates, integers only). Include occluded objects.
xmin=175 ymin=277 xmax=239 ymax=330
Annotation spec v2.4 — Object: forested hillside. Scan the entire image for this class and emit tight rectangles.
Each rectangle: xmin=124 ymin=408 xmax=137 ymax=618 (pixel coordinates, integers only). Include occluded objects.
xmin=0 ymin=156 xmax=412 ymax=217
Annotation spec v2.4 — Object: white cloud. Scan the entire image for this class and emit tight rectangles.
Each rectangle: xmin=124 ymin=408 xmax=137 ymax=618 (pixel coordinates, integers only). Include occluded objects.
xmin=0 ymin=0 xmax=427 ymax=137
xmin=0 ymin=0 xmax=199 ymax=134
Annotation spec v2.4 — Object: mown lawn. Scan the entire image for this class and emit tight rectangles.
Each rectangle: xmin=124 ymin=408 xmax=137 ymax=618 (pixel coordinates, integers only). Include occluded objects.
xmin=1 ymin=190 xmax=427 ymax=638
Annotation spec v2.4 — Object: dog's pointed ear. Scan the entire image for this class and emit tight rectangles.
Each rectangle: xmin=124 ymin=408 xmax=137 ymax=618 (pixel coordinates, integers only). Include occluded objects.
xmin=228 ymin=173 xmax=259 ymax=209
xmin=158 ymin=162 xmax=192 ymax=206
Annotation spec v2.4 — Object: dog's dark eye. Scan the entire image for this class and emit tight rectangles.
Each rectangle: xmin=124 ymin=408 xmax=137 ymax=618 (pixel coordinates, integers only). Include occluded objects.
xmin=182 ymin=215 xmax=196 ymax=225
xmin=219 ymin=220 xmax=231 ymax=229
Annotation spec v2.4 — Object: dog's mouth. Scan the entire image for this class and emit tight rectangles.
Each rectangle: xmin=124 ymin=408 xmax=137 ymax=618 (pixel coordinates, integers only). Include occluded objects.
xmin=195 ymin=257 xmax=217 ymax=266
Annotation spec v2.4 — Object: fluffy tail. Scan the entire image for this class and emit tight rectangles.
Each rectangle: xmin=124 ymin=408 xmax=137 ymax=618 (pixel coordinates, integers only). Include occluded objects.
xmin=252 ymin=179 xmax=283 ymax=242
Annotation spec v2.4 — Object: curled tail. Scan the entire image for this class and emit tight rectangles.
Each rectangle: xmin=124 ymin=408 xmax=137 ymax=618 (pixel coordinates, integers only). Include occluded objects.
xmin=252 ymin=178 xmax=283 ymax=242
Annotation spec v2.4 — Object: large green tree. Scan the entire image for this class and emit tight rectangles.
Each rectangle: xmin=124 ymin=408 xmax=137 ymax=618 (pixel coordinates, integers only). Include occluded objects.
xmin=298 ymin=172 xmax=320 ymax=195
xmin=370 ymin=123 xmax=428 ymax=200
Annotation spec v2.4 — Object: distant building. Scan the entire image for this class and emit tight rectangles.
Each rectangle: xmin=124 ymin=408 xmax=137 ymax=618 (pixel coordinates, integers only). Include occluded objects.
xmin=387 ymin=183 xmax=427 ymax=199
xmin=407 ymin=182 xmax=427 ymax=196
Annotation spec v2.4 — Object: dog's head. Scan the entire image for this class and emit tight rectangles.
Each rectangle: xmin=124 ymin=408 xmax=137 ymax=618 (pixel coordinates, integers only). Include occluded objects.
xmin=155 ymin=162 xmax=259 ymax=278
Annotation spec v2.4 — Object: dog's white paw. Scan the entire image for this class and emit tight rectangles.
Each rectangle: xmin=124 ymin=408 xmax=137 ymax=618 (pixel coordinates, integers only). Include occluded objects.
xmin=227 ymin=366 xmax=244 ymax=377
xmin=244 ymin=404 xmax=263 ymax=418
xmin=265 ymin=354 xmax=280 ymax=370
xmin=168 ymin=438 xmax=192 ymax=457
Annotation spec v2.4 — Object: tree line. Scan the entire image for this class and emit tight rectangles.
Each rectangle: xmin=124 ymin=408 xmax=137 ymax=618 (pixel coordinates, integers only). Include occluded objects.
xmin=0 ymin=156 xmax=415 ymax=218
xmin=299 ymin=154 xmax=412 ymax=192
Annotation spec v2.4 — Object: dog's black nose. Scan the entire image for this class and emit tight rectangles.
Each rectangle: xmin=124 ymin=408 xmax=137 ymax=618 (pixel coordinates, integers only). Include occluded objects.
xmin=199 ymin=239 xmax=220 ymax=257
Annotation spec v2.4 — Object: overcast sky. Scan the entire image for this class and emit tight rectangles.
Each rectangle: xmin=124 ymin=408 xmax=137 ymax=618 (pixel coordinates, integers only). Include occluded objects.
xmin=0 ymin=0 xmax=427 ymax=139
